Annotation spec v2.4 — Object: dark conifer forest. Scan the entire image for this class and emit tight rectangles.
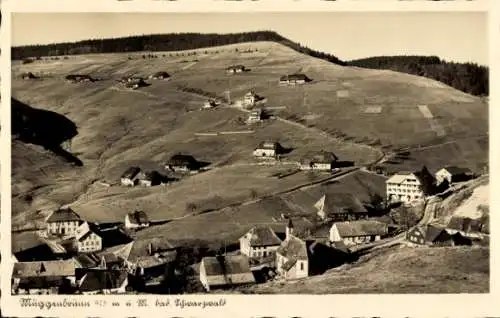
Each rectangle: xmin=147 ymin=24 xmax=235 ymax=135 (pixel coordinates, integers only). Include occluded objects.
xmin=12 ymin=31 xmax=488 ymax=96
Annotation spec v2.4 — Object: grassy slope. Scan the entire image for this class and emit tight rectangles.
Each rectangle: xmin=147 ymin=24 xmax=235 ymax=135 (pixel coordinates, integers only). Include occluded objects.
xmin=239 ymin=245 xmax=489 ymax=294
xmin=12 ymin=42 xmax=488 ymax=233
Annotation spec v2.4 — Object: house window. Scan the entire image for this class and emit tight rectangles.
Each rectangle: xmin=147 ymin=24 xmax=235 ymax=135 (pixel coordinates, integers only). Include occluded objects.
xmin=300 ymin=262 xmax=304 ymax=271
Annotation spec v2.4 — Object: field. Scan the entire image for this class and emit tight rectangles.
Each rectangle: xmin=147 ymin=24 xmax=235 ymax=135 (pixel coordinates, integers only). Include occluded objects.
xmin=237 ymin=245 xmax=489 ymax=294
xmin=12 ymin=41 xmax=488 ymax=239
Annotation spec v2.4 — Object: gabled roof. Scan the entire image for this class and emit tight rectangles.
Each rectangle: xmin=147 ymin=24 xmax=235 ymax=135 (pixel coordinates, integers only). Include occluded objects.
xmin=167 ymin=154 xmax=198 ymax=166
xmin=333 ymin=220 xmax=388 ymax=238
xmin=79 ymin=270 xmax=128 ymax=292
xmin=300 ymin=150 xmax=338 ymax=164
xmin=121 ymin=166 xmax=141 ymax=179
xmin=46 ymin=207 xmax=81 ymax=223
xmin=73 ymin=254 xmax=100 ymax=269
xmin=241 ymin=227 xmax=282 ymax=247
xmin=314 ymin=193 xmax=368 ymax=216
xmin=277 ymin=235 xmax=308 ymax=261
xmin=280 ymin=73 xmax=310 ymax=81
xmin=127 ymin=237 xmax=177 ymax=264
xmin=415 ymin=224 xmax=451 ymax=243
xmin=256 ymin=141 xmax=279 ymax=150
xmin=447 ymin=216 xmax=483 ymax=233
xmin=386 ymin=172 xmax=420 ymax=184
xmin=75 ymin=222 xmax=101 ymax=242
xmin=201 ymin=255 xmax=255 ymax=287
xmin=439 ymin=166 xmax=472 ymax=176
xmin=13 ymin=259 xmax=76 ymax=278
xmin=226 ymin=65 xmax=245 ymax=70
xmin=127 ymin=211 xmax=149 ymax=224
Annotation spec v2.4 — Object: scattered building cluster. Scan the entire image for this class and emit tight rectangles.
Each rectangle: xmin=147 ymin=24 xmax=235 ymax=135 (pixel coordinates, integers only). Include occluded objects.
xmin=65 ymin=74 xmax=94 ymax=83
xmin=120 ymin=167 xmax=166 ymax=187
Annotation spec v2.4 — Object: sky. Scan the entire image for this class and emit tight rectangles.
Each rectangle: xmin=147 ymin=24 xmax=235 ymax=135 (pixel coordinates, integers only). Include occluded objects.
xmin=12 ymin=12 xmax=488 ymax=65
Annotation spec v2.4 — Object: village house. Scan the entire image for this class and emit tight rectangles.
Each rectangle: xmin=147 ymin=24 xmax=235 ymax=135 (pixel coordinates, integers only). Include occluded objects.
xmin=65 ymin=74 xmax=93 ymax=83
xmin=123 ymin=238 xmax=178 ymax=282
xmin=12 ymin=231 xmax=68 ymax=262
xmin=46 ymin=207 xmax=83 ymax=237
xmin=165 ymin=154 xmax=200 ymax=172
xmin=199 ymin=255 xmax=256 ymax=292
xmin=279 ymin=73 xmax=311 ymax=86
xmin=239 ymin=226 xmax=282 ymax=260
xmin=275 ymin=221 xmax=309 ymax=280
xmin=21 ymin=72 xmax=38 ymax=80
xmin=136 ymin=170 xmax=164 ymax=187
xmin=77 ymin=269 xmax=129 ymax=295
xmin=148 ymin=71 xmax=170 ymax=80
xmin=226 ymin=65 xmax=246 ymax=74
xmin=125 ymin=211 xmax=150 ymax=229
xmin=435 ymin=166 xmax=473 ymax=186
xmin=203 ymin=98 xmax=218 ymax=109
xmin=406 ymin=224 xmax=456 ymax=247
xmin=125 ymin=78 xmax=148 ymax=90
xmin=253 ymin=141 xmax=282 ymax=159
xmin=300 ymin=150 xmax=338 ymax=171
xmin=446 ymin=216 xmax=485 ymax=240
xmin=243 ymin=91 xmax=260 ymax=107
xmin=313 ymin=193 xmax=369 ymax=222
xmin=74 ymin=222 xmax=103 ymax=253
xmin=385 ymin=170 xmax=434 ymax=204
xmin=73 ymin=253 xmax=102 ymax=269
xmin=12 ymin=259 xmax=77 ymax=295
xmin=121 ymin=167 xmax=141 ymax=186
xmin=329 ymin=220 xmax=389 ymax=246
xmin=246 ymin=108 xmax=263 ymax=124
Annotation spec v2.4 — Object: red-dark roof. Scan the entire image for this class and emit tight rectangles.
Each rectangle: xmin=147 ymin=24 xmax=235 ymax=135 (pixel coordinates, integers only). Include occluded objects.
xmin=121 ymin=167 xmax=141 ymax=179
xmin=241 ymin=227 xmax=282 ymax=247
xmin=317 ymin=193 xmax=368 ymax=216
xmin=79 ymin=270 xmax=128 ymax=292
xmin=333 ymin=220 xmax=388 ymax=238
xmin=277 ymin=236 xmax=308 ymax=261
xmin=300 ymin=150 xmax=338 ymax=165
xmin=127 ymin=211 xmax=149 ymax=225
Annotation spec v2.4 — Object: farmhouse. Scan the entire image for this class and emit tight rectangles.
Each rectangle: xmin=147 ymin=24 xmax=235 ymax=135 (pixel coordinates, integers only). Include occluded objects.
xmin=203 ymin=98 xmax=218 ymax=109
xmin=149 ymin=71 xmax=170 ymax=80
xmin=121 ymin=167 xmax=141 ymax=186
xmin=166 ymin=154 xmax=200 ymax=172
xmin=246 ymin=108 xmax=263 ymax=124
xmin=77 ymin=269 xmax=129 ymax=295
xmin=125 ymin=211 xmax=150 ymax=229
xmin=300 ymin=150 xmax=338 ymax=171
xmin=386 ymin=170 xmax=435 ymax=204
xmin=226 ymin=65 xmax=246 ymax=74
xmin=46 ymin=207 xmax=82 ymax=236
xmin=447 ymin=216 xmax=483 ymax=234
xmin=243 ymin=91 xmax=260 ymax=107
xmin=136 ymin=170 xmax=164 ymax=187
xmin=313 ymin=193 xmax=369 ymax=222
xmin=12 ymin=231 xmax=67 ymax=262
xmin=74 ymin=222 xmax=103 ymax=253
xmin=125 ymin=78 xmax=148 ymax=90
xmin=239 ymin=226 xmax=282 ymax=259
xmin=279 ymin=73 xmax=311 ymax=85
xmin=124 ymin=238 xmax=178 ymax=279
xmin=435 ymin=166 xmax=473 ymax=185
xmin=12 ymin=259 xmax=76 ymax=295
xmin=21 ymin=72 xmax=37 ymax=80
xmin=329 ymin=220 xmax=389 ymax=246
xmin=275 ymin=222 xmax=309 ymax=280
xmin=253 ymin=141 xmax=282 ymax=159
xmin=65 ymin=74 xmax=93 ymax=83
xmin=407 ymin=224 xmax=454 ymax=247
xmin=199 ymin=255 xmax=256 ymax=292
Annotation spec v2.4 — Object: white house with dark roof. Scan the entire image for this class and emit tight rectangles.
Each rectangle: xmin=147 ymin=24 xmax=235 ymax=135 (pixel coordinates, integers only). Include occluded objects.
xmin=386 ymin=172 xmax=426 ymax=204
xmin=12 ymin=259 xmax=76 ymax=294
xmin=239 ymin=226 xmax=282 ymax=259
xmin=199 ymin=255 xmax=256 ymax=292
xmin=435 ymin=166 xmax=473 ymax=185
xmin=246 ymin=108 xmax=263 ymax=124
xmin=149 ymin=71 xmax=170 ymax=80
xmin=279 ymin=74 xmax=311 ymax=85
xmin=329 ymin=220 xmax=389 ymax=246
xmin=74 ymin=222 xmax=102 ymax=253
xmin=125 ymin=211 xmax=150 ymax=229
xmin=313 ymin=193 xmax=369 ymax=222
xmin=243 ymin=91 xmax=259 ymax=107
xmin=275 ymin=220 xmax=309 ymax=280
xmin=121 ymin=167 xmax=141 ymax=186
xmin=300 ymin=150 xmax=338 ymax=171
xmin=166 ymin=154 xmax=200 ymax=172
xmin=123 ymin=238 xmax=178 ymax=279
xmin=46 ymin=208 xmax=82 ymax=236
xmin=226 ymin=65 xmax=246 ymax=74
xmin=253 ymin=141 xmax=282 ymax=159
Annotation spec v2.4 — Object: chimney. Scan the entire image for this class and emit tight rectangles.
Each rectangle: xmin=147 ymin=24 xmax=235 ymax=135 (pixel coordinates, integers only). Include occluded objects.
xmin=286 ymin=218 xmax=294 ymax=240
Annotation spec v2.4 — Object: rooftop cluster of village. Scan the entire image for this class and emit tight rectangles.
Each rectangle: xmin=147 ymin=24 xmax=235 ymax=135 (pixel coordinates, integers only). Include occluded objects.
xmin=12 ymin=163 xmax=487 ymax=295
xmin=14 ymin=59 xmax=489 ymax=295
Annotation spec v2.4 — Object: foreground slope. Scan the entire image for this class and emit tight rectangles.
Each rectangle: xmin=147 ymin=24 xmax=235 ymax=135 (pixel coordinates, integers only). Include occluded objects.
xmin=12 ymin=42 xmax=488 ymax=235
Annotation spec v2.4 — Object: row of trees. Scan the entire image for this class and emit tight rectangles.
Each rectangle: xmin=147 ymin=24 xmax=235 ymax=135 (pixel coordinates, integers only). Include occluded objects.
xmin=347 ymin=56 xmax=489 ymax=97
xmin=12 ymin=31 xmax=488 ymax=96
